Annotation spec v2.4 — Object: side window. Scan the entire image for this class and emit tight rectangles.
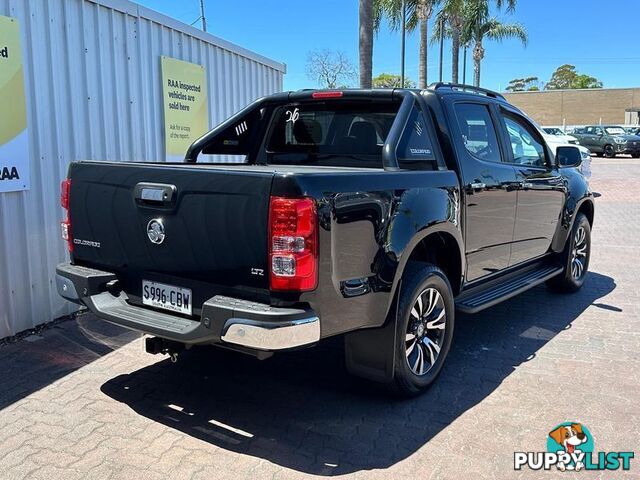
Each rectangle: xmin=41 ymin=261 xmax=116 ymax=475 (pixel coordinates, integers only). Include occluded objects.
xmin=453 ymin=103 xmax=502 ymax=163
xmin=200 ymin=106 xmax=266 ymax=163
xmin=503 ymin=115 xmax=546 ymax=168
xmin=397 ymin=107 xmax=435 ymax=166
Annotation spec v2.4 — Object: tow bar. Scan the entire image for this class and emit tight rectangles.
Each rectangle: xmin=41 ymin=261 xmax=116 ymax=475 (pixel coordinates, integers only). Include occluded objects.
xmin=144 ymin=336 xmax=184 ymax=363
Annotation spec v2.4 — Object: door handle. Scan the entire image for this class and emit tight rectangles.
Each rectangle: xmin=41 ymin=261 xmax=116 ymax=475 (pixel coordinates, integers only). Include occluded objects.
xmin=134 ymin=182 xmax=177 ymax=206
xmin=469 ymin=182 xmax=486 ymax=190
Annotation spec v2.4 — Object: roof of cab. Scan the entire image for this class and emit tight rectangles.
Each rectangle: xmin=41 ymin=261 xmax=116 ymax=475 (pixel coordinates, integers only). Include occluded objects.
xmin=279 ymin=83 xmax=507 ymax=103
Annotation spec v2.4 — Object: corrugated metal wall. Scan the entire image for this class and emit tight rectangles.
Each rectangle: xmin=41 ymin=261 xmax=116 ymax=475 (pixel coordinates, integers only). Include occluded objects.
xmin=0 ymin=0 xmax=285 ymax=338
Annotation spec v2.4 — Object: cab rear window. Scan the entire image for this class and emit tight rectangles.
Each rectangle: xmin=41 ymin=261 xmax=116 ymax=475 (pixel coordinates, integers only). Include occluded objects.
xmin=266 ymin=101 xmax=399 ymax=168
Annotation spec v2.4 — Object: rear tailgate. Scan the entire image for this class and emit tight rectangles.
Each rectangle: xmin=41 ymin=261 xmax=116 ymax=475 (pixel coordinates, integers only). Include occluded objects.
xmin=68 ymin=161 xmax=273 ymax=315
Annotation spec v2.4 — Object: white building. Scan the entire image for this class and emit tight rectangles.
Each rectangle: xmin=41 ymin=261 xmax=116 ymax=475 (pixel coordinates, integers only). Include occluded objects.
xmin=0 ymin=0 xmax=285 ymax=338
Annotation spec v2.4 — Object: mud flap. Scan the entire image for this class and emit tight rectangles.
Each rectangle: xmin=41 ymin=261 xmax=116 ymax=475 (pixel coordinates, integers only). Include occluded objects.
xmin=343 ymin=285 xmax=400 ymax=383
xmin=344 ymin=320 xmax=397 ymax=383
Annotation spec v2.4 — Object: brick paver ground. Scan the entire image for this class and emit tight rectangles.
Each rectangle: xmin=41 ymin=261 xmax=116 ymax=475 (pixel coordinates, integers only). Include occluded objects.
xmin=1 ymin=157 xmax=638 ymax=479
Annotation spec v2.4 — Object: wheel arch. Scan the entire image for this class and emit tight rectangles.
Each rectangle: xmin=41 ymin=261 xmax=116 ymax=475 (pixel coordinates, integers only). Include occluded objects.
xmin=576 ymin=197 xmax=595 ymax=227
xmin=551 ymin=169 xmax=595 ymax=253
xmin=386 ymin=223 xmax=464 ymax=317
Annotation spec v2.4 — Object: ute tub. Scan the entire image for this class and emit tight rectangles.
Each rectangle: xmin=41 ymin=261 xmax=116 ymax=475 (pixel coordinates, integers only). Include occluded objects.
xmin=56 ymin=263 xmax=320 ymax=351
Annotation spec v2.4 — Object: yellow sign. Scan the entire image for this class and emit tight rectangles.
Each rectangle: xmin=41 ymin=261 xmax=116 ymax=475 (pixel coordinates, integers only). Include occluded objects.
xmin=161 ymin=56 xmax=209 ymax=160
xmin=0 ymin=15 xmax=29 ymax=192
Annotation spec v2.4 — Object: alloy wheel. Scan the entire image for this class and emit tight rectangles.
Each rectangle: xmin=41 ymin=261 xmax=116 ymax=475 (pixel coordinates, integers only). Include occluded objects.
xmin=570 ymin=226 xmax=588 ymax=280
xmin=604 ymin=145 xmax=615 ymax=158
xmin=405 ymin=288 xmax=446 ymax=376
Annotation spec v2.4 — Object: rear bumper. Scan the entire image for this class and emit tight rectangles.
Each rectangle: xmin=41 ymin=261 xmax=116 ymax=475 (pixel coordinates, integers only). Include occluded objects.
xmin=56 ymin=263 xmax=320 ymax=351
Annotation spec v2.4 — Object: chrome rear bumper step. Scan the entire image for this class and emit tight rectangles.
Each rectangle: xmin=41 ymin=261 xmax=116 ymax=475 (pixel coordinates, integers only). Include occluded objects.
xmin=56 ymin=262 xmax=320 ymax=351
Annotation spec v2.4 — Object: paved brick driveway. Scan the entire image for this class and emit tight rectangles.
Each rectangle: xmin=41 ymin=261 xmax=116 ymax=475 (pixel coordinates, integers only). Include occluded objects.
xmin=1 ymin=157 xmax=639 ymax=479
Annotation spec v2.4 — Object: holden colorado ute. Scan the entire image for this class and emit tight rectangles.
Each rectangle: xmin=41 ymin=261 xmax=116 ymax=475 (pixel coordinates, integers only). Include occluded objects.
xmin=56 ymin=84 xmax=594 ymax=396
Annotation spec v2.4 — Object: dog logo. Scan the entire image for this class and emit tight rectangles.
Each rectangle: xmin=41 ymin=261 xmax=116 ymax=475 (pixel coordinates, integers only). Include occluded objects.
xmin=548 ymin=423 xmax=589 ymax=471
xmin=515 ymin=422 xmax=634 ymax=471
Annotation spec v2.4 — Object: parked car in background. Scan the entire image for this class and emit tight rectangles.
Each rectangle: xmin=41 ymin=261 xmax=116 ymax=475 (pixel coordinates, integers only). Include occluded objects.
xmin=543 ymin=127 xmax=579 ymax=145
xmin=542 ymin=132 xmax=591 ymax=183
xmin=572 ymin=125 xmax=640 ymax=158
xmin=55 ymin=85 xmax=594 ymax=397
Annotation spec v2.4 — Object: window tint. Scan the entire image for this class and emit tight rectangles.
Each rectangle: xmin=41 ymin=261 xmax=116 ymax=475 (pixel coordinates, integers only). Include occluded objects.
xmin=503 ymin=115 xmax=546 ymax=167
xmin=397 ymin=107 xmax=435 ymax=166
xmin=454 ymin=103 xmax=502 ymax=163
xmin=267 ymin=102 xmax=397 ymax=158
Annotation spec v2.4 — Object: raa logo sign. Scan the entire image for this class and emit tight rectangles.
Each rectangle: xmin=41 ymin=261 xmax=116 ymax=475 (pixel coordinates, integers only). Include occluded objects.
xmin=0 ymin=15 xmax=30 ymax=193
xmin=1 ymin=165 xmax=20 ymax=181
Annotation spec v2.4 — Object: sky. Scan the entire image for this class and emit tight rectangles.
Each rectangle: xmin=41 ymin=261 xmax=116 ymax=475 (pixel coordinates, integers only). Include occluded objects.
xmin=137 ymin=0 xmax=640 ymax=92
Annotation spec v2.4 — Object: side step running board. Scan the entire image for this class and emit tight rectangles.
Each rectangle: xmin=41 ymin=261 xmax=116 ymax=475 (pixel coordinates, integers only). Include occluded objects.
xmin=455 ymin=262 xmax=563 ymax=314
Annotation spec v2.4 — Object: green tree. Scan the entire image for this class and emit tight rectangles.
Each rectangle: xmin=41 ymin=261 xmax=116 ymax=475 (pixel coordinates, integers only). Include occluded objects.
xmin=545 ymin=64 xmax=603 ymax=90
xmin=375 ymin=0 xmax=440 ymax=88
xmin=573 ymin=74 xmax=602 ymax=89
xmin=545 ymin=64 xmax=576 ymax=89
xmin=359 ymin=0 xmax=374 ymax=88
xmin=372 ymin=72 xmax=416 ymax=88
xmin=505 ymin=76 xmax=540 ymax=92
xmin=433 ymin=0 xmax=519 ymax=85
xmin=461 ymin=0 xmax=527 ymax=87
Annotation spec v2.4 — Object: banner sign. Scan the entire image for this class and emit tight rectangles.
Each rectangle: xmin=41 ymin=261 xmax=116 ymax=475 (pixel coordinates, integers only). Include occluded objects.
xmin=161 ymin=56 xmax=208 ymax=161
xmin=0 ymin=15 xmax=30 ymax=193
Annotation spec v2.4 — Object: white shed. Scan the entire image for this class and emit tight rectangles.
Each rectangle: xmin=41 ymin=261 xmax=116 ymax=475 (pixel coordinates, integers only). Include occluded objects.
xmin=0 ymin=0 xmax=285 ymax=338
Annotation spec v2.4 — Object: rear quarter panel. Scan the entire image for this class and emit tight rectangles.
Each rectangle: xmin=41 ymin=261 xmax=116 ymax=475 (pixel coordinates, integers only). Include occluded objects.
xmin=272 ymin=170 xmax=461 ymax=337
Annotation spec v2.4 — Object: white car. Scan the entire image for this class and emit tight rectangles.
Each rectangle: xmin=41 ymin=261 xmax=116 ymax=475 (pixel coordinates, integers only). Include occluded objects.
xmin=542 ymin=127 xmax=580 ymax=145
xmin=542 ymin=133 xmax=591 ymax=183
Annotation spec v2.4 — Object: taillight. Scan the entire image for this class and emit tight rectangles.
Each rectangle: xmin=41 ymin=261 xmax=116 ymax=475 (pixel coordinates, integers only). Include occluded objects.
xmin=61 ymin=179 xmax=71 ymax=209
xmin=269 ymin=196 xmax=318 ymax=291
xmin=60 ymin=179 xmax=73 ymax=252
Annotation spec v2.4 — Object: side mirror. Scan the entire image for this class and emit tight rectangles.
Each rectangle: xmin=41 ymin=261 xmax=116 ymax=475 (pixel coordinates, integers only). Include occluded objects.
xmin=556 ymin=146 xmax=582 ymax=168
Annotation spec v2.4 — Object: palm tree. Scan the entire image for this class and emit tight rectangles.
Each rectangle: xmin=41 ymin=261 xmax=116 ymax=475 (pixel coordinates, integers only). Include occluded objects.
xmin=461 ymin=0 xmax=526 ymax=87
xmin=359 ymin=0 xmax=374 ymax=88
xmin=375 ymin=0 xmax=439 ymax=89
xmin=432 ymin=0 xmax=464 ymax=83
xmin=417 ymin=0 xmax=438 ymax=87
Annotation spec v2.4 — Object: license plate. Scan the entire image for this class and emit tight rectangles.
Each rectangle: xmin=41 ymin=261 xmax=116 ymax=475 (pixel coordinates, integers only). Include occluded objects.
xmin=142 ymin=280 xmax=192 ymax=316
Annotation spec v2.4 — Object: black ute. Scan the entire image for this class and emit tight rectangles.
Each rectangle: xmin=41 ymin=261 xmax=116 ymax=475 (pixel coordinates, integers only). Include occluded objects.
xmin=56 ymin=84 xmax=594 ymax=396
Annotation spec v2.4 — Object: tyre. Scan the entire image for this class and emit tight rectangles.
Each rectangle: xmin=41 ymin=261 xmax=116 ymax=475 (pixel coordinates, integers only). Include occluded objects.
xmin=547 ymin=213 xmax=591 ymax=293
xmin=603 ymin=144 xmax=615 ymax=158
xmin=390 ymin=263 xmax=455 ymax=397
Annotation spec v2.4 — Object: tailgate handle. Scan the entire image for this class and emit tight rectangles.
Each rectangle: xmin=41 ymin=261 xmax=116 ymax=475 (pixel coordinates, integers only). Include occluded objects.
xmin=134 ymin=182 xmax=177 ymax=205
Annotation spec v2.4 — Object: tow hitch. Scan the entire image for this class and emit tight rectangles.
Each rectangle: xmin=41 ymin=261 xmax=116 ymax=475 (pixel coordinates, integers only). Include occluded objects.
xmin=144 ymin=336 xmax=185 ymax=362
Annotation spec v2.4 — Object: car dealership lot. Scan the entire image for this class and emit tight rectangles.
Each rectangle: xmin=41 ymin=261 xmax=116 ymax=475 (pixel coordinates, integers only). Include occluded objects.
xmin=1 ymin=157 xmax=639 ymax=479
